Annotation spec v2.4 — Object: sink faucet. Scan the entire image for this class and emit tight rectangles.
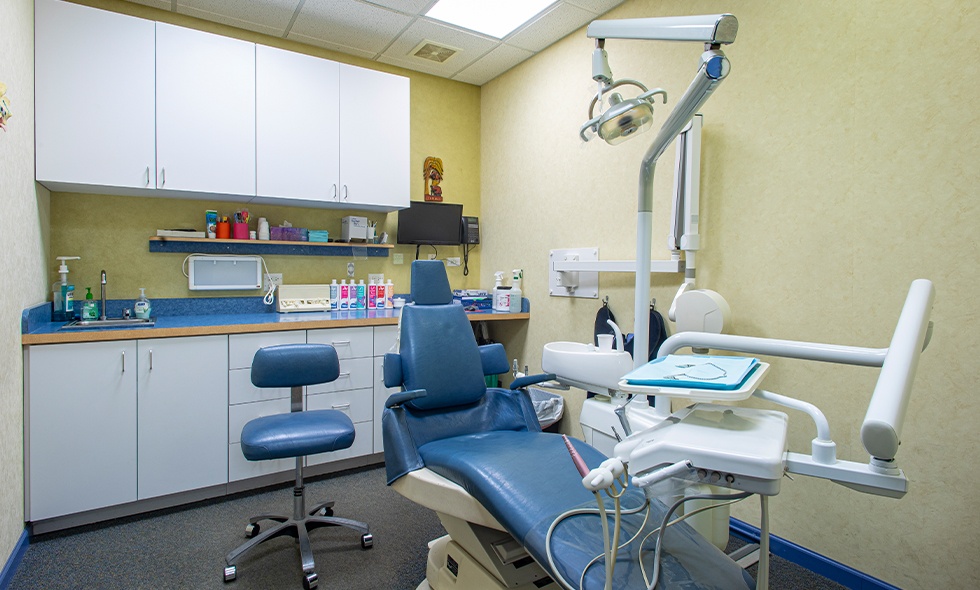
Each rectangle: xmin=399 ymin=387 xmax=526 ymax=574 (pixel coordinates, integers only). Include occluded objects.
xmin=100 ymin=270 xmax=107 ymax=321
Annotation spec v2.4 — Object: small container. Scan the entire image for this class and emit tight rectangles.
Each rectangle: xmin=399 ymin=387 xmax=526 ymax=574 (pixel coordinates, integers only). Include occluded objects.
xmin=134 ymin=288 xmax=152 ymax=319
xmin=368 ymin=280 xmax=377 ymax=310
xmin=257 ymin=218 xmax=270 ymax=241
xmin=339 ymin=280 xmax=349 ymax=310
xmin=205 ymin=210 xmax=218 ymax=238
xmin=82 ymin=287 xmax=99 ymax=320
xmin=249 ymin=230 xmax=257 ymax=240
xmin=385 ymin=280 xmax=394 ymax=309
xmin=233 ymin=223 xmax=248 ymax=239
xmin=216 ymin=221 xmax=231 ymax=239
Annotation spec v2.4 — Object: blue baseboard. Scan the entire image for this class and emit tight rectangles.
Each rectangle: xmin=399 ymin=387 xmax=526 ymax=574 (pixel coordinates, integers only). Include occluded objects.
xmin=0 ymin=530 xmax=28 ymax=590
xmin=729 ymin=518 xmax=899 ymax=590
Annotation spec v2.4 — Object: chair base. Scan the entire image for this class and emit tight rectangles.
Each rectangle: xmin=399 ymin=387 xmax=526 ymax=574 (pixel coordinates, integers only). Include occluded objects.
xmin=223 ymin=494 xmax=372 ymax=589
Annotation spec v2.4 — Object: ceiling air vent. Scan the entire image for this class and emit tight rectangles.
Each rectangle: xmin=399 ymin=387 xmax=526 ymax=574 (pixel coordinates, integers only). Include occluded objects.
xmin=411 ymin=40 xmax=460 ymax=64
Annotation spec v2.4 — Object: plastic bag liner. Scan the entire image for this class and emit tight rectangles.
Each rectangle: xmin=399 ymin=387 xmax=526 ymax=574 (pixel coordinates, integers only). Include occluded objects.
xmin=527 ymin=387 xmax=564 ymax=429
xmin=624 ymin=305 xmax=669 ymax=362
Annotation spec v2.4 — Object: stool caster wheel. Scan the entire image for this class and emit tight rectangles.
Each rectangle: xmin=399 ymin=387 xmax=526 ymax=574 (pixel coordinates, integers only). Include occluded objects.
xmin=361 ymin=533 xmax=374 ymax=549
xmin=303 ymin=571 xmax=319 ymax=589
xmin=223 ymin=565 xmax=237 ymax=582
xmin=245 ymin=523 xmax=260 ymax=538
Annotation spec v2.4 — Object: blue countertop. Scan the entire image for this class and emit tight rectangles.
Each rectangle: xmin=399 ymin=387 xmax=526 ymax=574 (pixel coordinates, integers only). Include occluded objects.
xmin=22 ymin=297 xmax=530 ymax=344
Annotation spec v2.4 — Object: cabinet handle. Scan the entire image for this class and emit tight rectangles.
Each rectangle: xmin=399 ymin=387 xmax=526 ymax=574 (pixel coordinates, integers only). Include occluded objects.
xmin=160 ymin=167 xmax=166 ymax=187
xmin=343 ymin=184 xmax=349 ymax=201
xmin=121 ymin=351 xmax=126 ymax=373
xmin=331 ymin=340 xmax=351 ymax=346
xmin=149 ymin=350 xmax=153 ymax=371
xmin=331 ymin=403 xmax=351 ymax=411
xmin=145 ymin=166 xmax=151 ymax=187
xmin=332 ymin=183 xmax=338 ymax=201
xmin=338 ymin=372 xmax=351 ymax=378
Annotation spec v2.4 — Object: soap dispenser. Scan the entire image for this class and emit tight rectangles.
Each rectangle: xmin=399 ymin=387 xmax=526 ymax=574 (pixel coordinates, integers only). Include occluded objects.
xmin=134 ymin=288 xmax=152 ymax=319
xmin=51 ymin=256 xmax=80 ymax=321
xmin=82 ymin=287 xmax=98 ymax=320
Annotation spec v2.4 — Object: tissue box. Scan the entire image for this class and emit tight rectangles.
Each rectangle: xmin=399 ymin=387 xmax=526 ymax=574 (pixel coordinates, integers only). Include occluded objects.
xmin=342 ymin=216 xmax=368 ymax=241
xmin=270 ymin=227 xmax=308 ymax=241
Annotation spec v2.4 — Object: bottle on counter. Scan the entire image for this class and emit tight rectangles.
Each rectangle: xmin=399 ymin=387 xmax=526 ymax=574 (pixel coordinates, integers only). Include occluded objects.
xmin=339 ymin=280 xmax=349 ymax=310
xmin=368 ymin=279 xmax=377 ymax=310
xmin=385 ymin=279 xmax=394 ymax=309
xmin=329 ymin=279 xmax=339 ymax=310
xmin=82 ymin=287 xmax=98 ymax=320
xmin=376 ymin=280 xmax=386 ymax=309
xmin=134 ymin=288 xmax=152 ymax=319
xmin=356 ymin=280 xmax=367 ymax=310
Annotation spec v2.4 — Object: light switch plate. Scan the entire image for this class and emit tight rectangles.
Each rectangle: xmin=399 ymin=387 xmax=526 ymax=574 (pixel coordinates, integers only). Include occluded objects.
xmin=393 ymin=253 xmax=404 ymax=265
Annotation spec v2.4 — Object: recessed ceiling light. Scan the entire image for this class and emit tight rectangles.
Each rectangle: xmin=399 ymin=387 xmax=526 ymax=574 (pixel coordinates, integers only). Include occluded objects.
xmin=425 ymin=0 xmax=555 ymax=39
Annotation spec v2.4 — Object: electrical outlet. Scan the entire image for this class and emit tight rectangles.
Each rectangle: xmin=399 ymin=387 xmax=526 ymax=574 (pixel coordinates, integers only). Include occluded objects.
xmin=263 ymin=273 xmax=283 ymax=290
xmin=369 ymin=273 xmax=384 ymax=283
xmin=427 ymin=253 xmax=437 ymax=260
xmin=446 ymin=257 xmax=461 ymax=267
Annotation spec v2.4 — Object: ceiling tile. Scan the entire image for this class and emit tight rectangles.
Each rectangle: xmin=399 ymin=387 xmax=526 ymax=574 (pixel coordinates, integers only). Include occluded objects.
xmin=452 ymin=43 xmax=533 ymax=86
xmin=176 ymin=0 xmax=300 ymax=37
xmin=382 ymin=19 xmax=496 ymax=75
xmin=289 ymin=0 xmax=413 ymax=55
xmin=563 ymin=0 xmax=626 ymax=15
xmin=123 ymin=0 xmax=173 ymax=10
xmin=363 ymin=0 xmax=434 ymax=16
xmin=507 ymin=2 xmax=594 ymax=53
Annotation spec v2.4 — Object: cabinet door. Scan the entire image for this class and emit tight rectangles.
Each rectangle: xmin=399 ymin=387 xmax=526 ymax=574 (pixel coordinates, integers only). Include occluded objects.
xmin=256 ymin=45 xmax=340 ymax=204
xmin=156 ymin=23 xmax=256 ymax=196
xmin=339 ymin=64 xmax=410 ymax=209
xmin=34 ymin=0 xmax=155 ymax=189
xmin=27 ymin=341 xmax=138 ymax=521
xmin=137 ymin=336 xmax=228 ymax=500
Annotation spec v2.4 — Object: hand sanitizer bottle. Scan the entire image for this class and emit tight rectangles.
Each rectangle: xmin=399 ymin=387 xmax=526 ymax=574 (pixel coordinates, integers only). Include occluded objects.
xmin=134 ymin=288 xmax=152 ymax=319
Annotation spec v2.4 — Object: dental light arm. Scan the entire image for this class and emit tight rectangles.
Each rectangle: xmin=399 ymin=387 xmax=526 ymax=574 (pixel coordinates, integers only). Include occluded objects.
xmin=586 ymin=14 xmax=738 ymax=45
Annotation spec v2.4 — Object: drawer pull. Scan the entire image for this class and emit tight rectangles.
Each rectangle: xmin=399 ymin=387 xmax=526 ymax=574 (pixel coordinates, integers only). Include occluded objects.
xmin=149 ymin=350 xmax=153 ymax=371
xmin=121 ymin=351 xmax=125 ymax=373
xmin=338 ymin=372 xmax=351 ymax=378
xmin=331 ymin=403 xmax=351 ymax=411
xmin=331 ymin=340 xmax=351 ymax=346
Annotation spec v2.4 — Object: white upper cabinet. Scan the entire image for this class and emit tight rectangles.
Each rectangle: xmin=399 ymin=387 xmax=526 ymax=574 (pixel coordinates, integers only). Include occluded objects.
xmin=155 ymin=23 xmax=256 ymax=197
xmin=256 ymin=45 xmax=340 ymax=204
xmin=339 ymin=64 xmax=411 ymax=210
xmin=35 ymin=0 xmax=155 ymax=190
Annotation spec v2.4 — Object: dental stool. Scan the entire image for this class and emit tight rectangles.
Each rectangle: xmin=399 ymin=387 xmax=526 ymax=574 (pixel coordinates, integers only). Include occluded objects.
xmin=223 ymin=343 xmax=373 ymax=590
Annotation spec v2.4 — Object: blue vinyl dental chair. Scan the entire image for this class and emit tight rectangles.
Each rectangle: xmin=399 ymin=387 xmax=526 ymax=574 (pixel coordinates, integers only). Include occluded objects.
xmin=223 ymin=343 xmax=373 ymax=590
xmin=382 ymin=261 xmax=753 ymax=590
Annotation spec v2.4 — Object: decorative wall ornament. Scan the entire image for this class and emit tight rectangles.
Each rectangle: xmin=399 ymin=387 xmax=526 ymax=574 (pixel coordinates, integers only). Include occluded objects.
xmin=423 ymin=156 xmax=443 ymax=202
xmin=0 ymin=82 xmax=11 ymax=131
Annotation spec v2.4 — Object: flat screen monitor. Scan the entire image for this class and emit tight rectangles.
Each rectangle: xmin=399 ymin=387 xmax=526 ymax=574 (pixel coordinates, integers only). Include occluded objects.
xmin=397 ymin=201 xmax=462 ymax=246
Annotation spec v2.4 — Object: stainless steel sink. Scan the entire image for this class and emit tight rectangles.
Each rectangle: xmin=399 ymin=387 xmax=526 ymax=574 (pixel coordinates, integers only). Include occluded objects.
xmin=61 ymin=317 xmax=156 ymax=329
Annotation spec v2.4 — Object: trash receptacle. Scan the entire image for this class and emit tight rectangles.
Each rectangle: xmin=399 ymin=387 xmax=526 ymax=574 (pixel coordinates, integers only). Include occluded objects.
xmin=528 ymin=387 xmax=564 ymax=432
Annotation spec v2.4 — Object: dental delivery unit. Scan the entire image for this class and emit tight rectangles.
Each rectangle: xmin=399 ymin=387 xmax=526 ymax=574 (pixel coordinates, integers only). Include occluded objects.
xmin=381 ymin=12 xmax=936 ymax=590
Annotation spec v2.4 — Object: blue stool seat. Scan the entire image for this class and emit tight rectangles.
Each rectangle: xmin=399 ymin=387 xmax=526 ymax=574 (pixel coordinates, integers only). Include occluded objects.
xmin=241 ymin=410 xmax=355 ymax=461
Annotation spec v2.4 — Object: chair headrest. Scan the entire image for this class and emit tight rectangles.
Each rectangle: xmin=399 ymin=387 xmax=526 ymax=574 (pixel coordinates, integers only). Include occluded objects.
xmin=411 ymin=260 xmax=453 ymax=305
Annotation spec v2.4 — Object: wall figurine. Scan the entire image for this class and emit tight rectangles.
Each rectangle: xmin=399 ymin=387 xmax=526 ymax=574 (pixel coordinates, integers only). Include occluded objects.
xmin=423 ymin=156 xmax=443 ymax=202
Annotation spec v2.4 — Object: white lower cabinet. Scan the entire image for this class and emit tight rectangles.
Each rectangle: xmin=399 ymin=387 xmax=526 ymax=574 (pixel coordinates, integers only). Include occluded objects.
xmin=136 ymin=335 xmax=228 ymax=500
xmin=26 ymin=335 xmax=228 ymax=521
xmin=27 ymin=340 xmax=138 ymax=521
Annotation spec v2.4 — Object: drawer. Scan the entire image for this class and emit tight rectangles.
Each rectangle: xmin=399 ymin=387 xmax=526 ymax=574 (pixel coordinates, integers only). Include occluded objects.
xmin=229 ymin=367 xmax=293 ymax=405
xmin=228 ymin=443 xmax=294 ymax=482
xmin=307 ymin=327 xmax=373 ymax=359
xmin=306 ymin=357 xmax=373 ymax=394
xmin=228 ymin=330 xmax=306 ymax=369
xmin=307 ymin=387 xmax=373 ymax=425
xmin=306 ymin=421 xmax=374 ymax=466
xmin=374 ymin=325 xmax=398 ymax=356
xmin=228 ymin=397 xmax=291 ymax=444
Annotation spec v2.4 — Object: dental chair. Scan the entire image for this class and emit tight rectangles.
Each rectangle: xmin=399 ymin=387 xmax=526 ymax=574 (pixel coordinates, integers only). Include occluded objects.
xmin=382 ymin=261 xmax=753 ymax=590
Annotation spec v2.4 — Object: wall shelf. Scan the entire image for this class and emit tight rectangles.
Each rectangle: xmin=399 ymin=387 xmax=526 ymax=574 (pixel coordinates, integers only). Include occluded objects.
xmin=148 ymin=237 xmax=392 ymax=257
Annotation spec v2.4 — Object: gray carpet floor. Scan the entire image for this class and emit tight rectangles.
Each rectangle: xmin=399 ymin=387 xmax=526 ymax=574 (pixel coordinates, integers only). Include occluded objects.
xmin=10 ymin=464 xmax=846 ymax=590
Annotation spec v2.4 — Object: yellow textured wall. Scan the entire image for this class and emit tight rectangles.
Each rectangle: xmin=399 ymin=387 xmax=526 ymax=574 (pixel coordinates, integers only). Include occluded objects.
xmin=481 ymin=1 xmax=978 ymax=588
xmin=49 ymin=0 xmax=481 ymax=298
xmin=0 ymin=0 xmax=50 ymax=564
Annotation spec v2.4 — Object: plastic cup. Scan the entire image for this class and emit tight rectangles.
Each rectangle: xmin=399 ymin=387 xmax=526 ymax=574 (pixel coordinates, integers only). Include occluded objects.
xmin=597 ymin=334 xmax=614 ymax=351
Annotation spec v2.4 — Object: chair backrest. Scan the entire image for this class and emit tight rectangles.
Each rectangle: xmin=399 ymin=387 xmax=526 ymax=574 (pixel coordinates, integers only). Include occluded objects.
xmin=398 ymin=260 xmax=487 ymax=411
xmin=251 ymin=343 xmax=340 ymax=389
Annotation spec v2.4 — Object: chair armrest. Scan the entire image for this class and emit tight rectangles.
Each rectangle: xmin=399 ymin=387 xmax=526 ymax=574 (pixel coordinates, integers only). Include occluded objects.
xmin=510 ymin=373 xmax=557 ymax=390
xmin=479 ymin=343 xmax=510 ymax=376
xmin=383 ymin=352 xmax=403 ymax=388
xmin=385 ymin=389 xmax=427 ymax=409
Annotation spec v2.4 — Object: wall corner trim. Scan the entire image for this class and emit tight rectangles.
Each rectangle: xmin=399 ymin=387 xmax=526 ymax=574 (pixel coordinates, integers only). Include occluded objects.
xmin=0 ymin=529 xmax=29 ymax=590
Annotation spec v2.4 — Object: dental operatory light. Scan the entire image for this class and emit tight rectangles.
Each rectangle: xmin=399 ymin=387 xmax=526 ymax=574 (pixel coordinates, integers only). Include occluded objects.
xmin=425 ymin=0 xmax=554 ymax=39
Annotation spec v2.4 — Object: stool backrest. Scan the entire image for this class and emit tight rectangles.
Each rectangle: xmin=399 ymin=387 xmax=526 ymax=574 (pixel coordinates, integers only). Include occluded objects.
xmin=251 ymin=344 xmax=340 ymax=389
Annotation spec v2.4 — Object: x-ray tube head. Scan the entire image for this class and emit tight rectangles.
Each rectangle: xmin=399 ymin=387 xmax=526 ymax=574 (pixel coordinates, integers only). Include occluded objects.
xmin=598 ymin=93 xmax=654 ymax=145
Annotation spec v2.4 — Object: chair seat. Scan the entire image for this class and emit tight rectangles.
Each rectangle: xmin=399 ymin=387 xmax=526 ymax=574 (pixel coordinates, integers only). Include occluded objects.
xmin=241 ymin=410 xmax=355 ymax=461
